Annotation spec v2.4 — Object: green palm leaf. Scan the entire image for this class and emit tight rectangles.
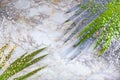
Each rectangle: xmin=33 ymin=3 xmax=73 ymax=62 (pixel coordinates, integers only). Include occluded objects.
xmin=0 ymin=44 xmax=47 ymax=80
xmin=14 ymin=66 xmax=46 ymax=80
xmin=64 ymin=0 xmax=120 ymax=55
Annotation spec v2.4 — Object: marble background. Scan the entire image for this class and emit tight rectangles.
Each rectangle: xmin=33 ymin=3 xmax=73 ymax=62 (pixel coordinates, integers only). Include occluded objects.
xmin=0 ymin=0 xmax=120 ymax=80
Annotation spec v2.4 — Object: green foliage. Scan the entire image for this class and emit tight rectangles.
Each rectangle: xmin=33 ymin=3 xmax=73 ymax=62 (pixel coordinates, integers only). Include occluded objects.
xmin=64 ymin=0 xmax=120 ymax=55
xmin=14 ymin=66 xmax=46 ymax=80
xmin=0 ymin=44 xmax=47 ymax=80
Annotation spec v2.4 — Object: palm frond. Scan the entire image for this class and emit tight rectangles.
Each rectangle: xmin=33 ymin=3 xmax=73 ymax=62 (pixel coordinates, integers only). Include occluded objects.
xmin=64 ymin=0 xmax=108 ymax=42
xmin=14 ymin=66 xmax=46 ymax=80
xmin=0 ymin=44 xmax=11 ymax=69
xmin=64 ymin=0 xmax=120 ymax=55
xmin=0 ymin=44 xmax=47 ymax=80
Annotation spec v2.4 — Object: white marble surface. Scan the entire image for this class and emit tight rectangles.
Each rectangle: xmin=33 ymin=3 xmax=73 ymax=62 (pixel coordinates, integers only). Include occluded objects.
xmin=0 ymin=0 xmax=120 ymax=80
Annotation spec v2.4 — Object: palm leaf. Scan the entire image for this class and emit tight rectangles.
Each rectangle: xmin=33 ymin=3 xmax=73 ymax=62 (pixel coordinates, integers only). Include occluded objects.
xmin=14 ymin=66 xmax=46 ymax=80
xmin=0 ymin=44 xmax=11 ymax=69
xmin=0 ymin=44 xmax=47 ymax=80
xmin=64 ymin=0 xmax=120 ymax=55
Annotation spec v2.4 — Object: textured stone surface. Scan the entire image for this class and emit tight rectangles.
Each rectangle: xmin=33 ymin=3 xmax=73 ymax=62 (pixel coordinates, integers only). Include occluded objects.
xmin=0 ymin=0 xmax=120 ymax=80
